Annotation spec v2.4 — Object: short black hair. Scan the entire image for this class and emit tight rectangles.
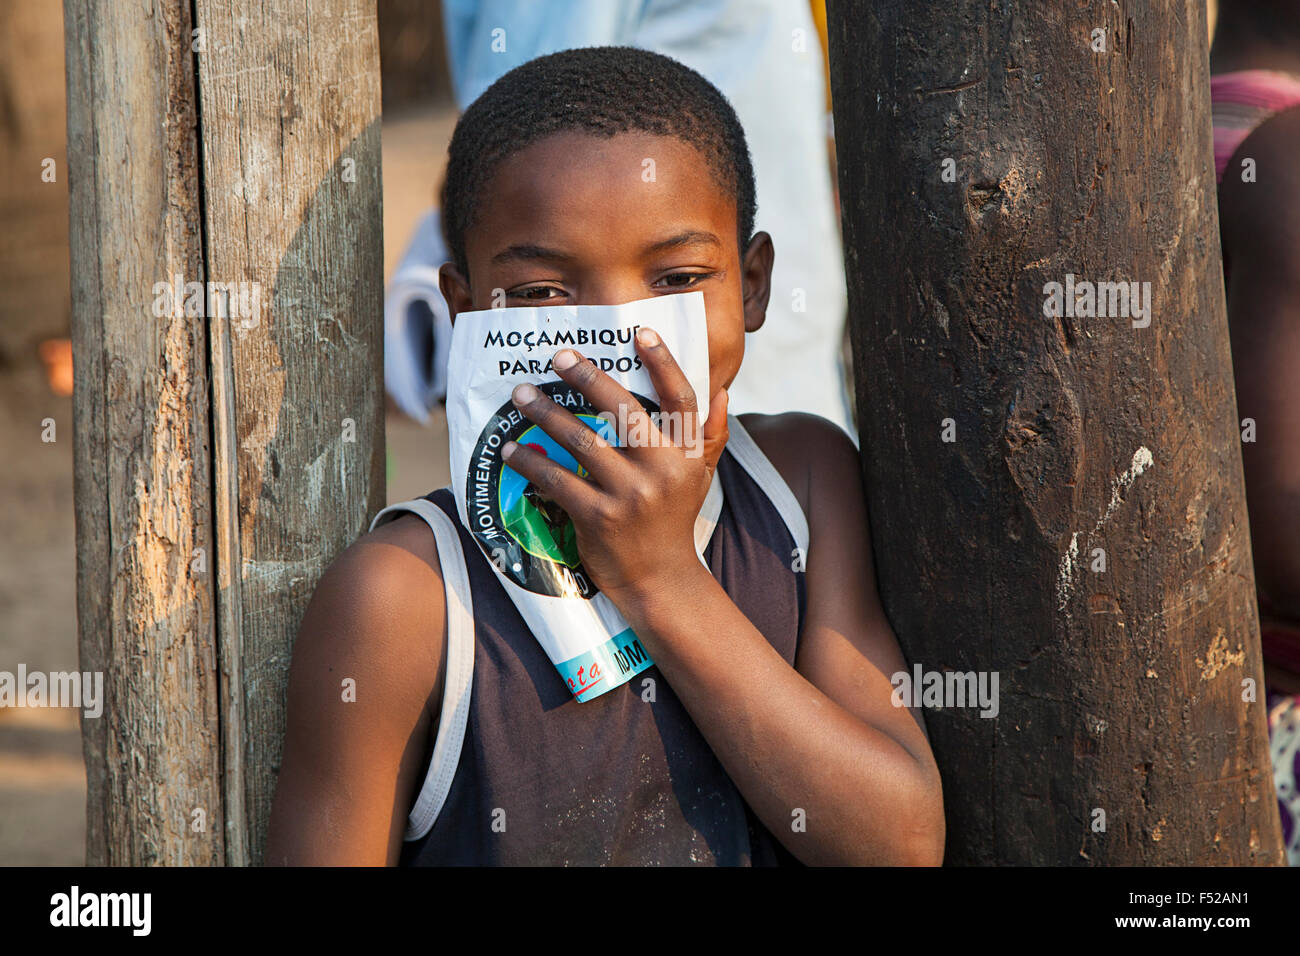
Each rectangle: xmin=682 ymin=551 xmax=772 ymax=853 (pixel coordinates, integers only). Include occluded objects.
xmin=440 ymin=46 xmax=757 ymax=277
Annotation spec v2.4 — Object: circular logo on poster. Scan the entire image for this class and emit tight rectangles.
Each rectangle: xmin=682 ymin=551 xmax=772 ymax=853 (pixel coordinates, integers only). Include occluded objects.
xmin=465 ymin=381 xmax=658 ymax=598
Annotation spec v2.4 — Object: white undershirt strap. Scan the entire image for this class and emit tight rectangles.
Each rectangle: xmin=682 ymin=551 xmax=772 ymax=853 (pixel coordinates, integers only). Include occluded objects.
xmin=694 ymin=463 xmax=725 ymax=558
xmin=368 ymin=498 xmax=476 ymax=841
xmin=724 ymin=414 xmax=811 ymax=555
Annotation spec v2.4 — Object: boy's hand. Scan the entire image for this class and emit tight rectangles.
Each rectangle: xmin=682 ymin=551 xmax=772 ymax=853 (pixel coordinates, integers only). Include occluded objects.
xmin=500 ymin=328 xmax=728 ymax=604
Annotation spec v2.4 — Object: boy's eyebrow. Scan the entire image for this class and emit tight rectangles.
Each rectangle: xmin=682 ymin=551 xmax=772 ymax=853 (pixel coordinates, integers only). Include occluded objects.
xmin=489 ymin=231 xmax=722 ymax=265
xmin=642 ymin=231 xmax=723 ymax=255
xmin=490 ymin=243 xmax=577 ymax=264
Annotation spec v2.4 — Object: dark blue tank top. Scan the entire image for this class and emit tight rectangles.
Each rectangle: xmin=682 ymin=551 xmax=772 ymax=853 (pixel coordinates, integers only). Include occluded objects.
xmin=399 ymin=444 xmax=806 ymax=865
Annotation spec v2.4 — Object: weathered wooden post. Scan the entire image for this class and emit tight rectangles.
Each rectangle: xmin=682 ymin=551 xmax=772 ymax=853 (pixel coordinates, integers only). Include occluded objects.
xmin=65 ymin=0 xmax=383 ymax=865
xmin=827 ymin=1 xmax=1284 ymax=864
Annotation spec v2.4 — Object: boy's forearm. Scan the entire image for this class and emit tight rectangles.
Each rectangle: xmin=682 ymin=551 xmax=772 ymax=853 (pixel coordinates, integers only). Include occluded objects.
xmin=612 ymin=565 xmax=944 ymax=866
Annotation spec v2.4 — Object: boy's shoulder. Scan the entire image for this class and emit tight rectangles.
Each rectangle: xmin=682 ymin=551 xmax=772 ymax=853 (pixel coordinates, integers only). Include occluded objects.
xmin=735 ymin=411 xmax=859 ymax=520
xmin=332 ymin=508 xmax=447 ymax=615
xmin=296 ymin=510 xmax=448 ymax=722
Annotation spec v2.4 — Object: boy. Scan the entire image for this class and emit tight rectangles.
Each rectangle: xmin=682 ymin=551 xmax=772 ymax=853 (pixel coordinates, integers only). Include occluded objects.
xmin=265 ymin=46 xmax=944 ymax=866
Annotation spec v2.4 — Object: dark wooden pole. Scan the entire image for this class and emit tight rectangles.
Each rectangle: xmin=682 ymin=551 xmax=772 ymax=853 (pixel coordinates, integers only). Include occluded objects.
xmin=827 ymin=1 xmax=1284 ymax=864
xmin=65 ymin=0 xmax=383 ymax=864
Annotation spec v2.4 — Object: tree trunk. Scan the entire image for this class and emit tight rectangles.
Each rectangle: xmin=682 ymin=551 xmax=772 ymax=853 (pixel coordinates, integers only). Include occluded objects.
xmin=65 ymin=0 xmax=383 ymax=865
xmin=826 ymin=0 xmax=1284 ymax=864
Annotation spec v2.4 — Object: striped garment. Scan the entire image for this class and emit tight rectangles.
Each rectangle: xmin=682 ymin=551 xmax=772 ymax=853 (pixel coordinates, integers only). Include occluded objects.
xmin=1211 ymin=69 xmax=1300 ymax=183
xmin=1268 ymin=693 xmax=1300 ymax=865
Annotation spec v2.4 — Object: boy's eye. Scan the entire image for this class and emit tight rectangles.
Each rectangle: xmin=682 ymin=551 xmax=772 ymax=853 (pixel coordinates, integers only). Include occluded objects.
xmin=654 ymin=272 xmax=715 ymax=289
xmin=509 ymin=285 xmax=566 ymax=301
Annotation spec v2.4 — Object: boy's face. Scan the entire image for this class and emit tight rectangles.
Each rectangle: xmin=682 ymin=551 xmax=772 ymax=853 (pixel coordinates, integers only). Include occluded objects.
xmin=439 ymin=131 xmax=774 ymax=406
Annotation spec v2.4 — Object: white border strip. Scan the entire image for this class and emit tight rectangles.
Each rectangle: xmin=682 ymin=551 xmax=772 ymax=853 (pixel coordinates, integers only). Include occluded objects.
xmin=369 ymin=497 xmax=476 ymax=841
xmin=723 ymin=415 xmax=810 ymax=555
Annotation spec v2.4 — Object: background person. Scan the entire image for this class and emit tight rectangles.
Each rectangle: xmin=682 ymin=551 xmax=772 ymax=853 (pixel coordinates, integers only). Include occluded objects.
xmin=1210 ymin=0 xmax=1300 ymax=865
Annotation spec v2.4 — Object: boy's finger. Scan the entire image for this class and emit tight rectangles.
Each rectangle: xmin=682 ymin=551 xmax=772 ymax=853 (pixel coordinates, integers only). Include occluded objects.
xmin=501 ymin=437 xmax=603 ymax=523
xmin=551 ymin=348 xmax=663 ymax=451
xmin=510 ymin=382 xmax=627 ymax=487
xmin=700 ymin=387 xmax=729 ymax=472
xmin=633 ymin=327 xmax=698 ymax=449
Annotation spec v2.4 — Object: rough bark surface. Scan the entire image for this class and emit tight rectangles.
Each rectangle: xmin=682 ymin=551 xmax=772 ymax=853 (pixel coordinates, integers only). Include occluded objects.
xmin=66 ymin=0 xmax=384 ymax=865
xmin=827 ymin=0 xmax=1284 ymax=864
xmin=193 ymin=0 xmax=385 ymax=866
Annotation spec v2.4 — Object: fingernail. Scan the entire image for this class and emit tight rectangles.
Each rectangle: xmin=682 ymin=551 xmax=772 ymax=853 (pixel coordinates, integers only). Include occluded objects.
xmin=553 ymin=349 xmax=578 ymax=370
xmin=502 ymin=440 xmax=516 ymax=459
xmin=636 ymin=327 xmax=660 ymax=347
xmin=513 ymin=383 xmax=540 ymax=405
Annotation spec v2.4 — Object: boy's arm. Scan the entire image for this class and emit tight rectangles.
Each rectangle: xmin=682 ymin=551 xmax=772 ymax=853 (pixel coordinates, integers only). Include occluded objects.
xmin=747 ymin=411 xmax=942 ymax=801
xmin=264 ymin=516 xmax=446 ymax=865
xmin=625 ymin=414 xmax=944 ymax=866
xmin=502 ymin=347 xmax=944 ymax=865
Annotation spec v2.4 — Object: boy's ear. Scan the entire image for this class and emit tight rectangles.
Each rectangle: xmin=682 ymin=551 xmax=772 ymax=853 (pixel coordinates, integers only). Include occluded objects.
xmin=741 ymin=231 xmax=774 ymax=334
xmin=438 ymin=262 xmax=473 ymax=325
